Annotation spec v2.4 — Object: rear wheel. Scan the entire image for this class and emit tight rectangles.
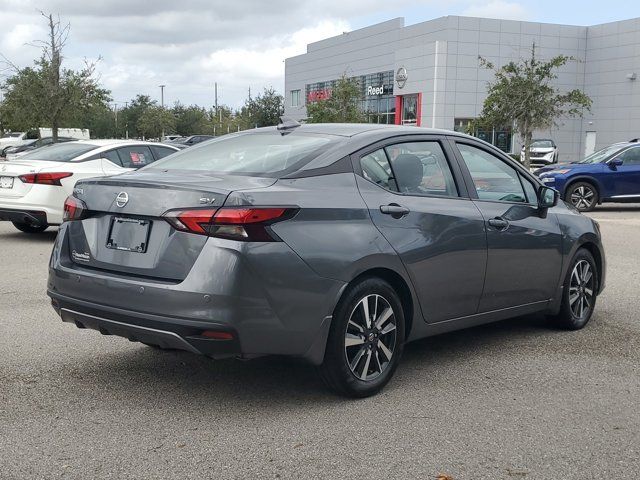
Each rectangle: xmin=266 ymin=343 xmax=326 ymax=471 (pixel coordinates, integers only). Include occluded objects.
xmin=318 ymin=277 xmax=405 ymax=398
xmin=550 ymin=248 xmax=598 ymax=330
xmin=11 ymin=221 xmax=48 ymax=233
xmin=565 ymin=182 xmax=598 ymax=212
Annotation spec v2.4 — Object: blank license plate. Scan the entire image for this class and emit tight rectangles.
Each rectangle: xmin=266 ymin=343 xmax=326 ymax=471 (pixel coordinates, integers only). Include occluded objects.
xmin=106 ymin=217 xmax=151 ymax=253
xmin=0 ymin=176 xmax=14 ymax=189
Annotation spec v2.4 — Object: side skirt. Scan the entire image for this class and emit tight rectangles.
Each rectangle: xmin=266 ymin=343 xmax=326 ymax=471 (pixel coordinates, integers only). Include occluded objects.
xmin=416 ymin=300 xmax=551 ymax=339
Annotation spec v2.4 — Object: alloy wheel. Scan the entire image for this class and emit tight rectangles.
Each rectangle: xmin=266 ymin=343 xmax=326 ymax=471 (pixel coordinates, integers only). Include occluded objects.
xmin=344 ymin=294 xmax=397 ymax=381
xmin=569 ymin=260 xmax=595 ymax=319
xmin=570 ymin=185 xmax=595 ymax=210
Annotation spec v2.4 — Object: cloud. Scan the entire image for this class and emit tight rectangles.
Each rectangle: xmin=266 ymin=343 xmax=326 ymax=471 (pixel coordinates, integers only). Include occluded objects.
xmin=462 ymin=1 xmax=530 ymax=21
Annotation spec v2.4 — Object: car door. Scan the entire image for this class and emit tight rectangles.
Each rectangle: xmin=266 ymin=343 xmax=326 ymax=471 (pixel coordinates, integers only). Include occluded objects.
xmin=451 ymin=140 xmax=563 ymax=312
xmin=354 ymin=136 xmax=487 ymax=323
xmin=606 ymin=146 xmax=640 ymax=197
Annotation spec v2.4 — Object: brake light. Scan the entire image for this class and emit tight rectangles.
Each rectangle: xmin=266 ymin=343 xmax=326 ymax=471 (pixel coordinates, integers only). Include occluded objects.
xmin=63 ymin=196 xmax=88 ymax=221
xmin=19 ymin=172 xmax=73 ymax=186
xmin=162 ymin=207 xmax=297 ymax=241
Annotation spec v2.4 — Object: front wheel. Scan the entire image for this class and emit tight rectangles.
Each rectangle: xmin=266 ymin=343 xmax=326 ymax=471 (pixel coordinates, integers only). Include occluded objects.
xmin=318 ymin=277 xmax=405 ymax=398
xmin=565 ymin=182 xmax=598 ymax=212
xmin=550 ymin=248 xmax=598 ymax=330
xmin=12 ymin=221 xmax=48 ymax=233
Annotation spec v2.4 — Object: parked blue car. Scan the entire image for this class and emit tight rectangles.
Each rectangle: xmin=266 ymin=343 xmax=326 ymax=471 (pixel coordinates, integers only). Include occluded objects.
xmin=535 ymin=139 xmax=640 ymax=211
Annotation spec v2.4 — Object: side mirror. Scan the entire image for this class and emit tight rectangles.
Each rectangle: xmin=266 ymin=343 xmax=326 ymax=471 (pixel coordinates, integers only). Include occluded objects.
xmin=538 ymin=186 xmax=559 ymax=209
xmin=608 ymin=158 xmax=623 ymax=169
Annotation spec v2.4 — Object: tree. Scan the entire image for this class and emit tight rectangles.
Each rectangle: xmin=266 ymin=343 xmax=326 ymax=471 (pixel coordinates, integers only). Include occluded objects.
xmin=0 ymin=13 xmax=110 ymax=141
xmin=476 ymin=44 xmax=591 ymax=168
xmin=137 ymin=105 xmax=176 ymax=140
xmin=173 ymin=103 xmax=210 ymax=136
xmin=306 ymin=74 xmax=365 ymax=123
xmin=118 ymin=94 xmax=155 ymax=138
xmin=238 ymin=87 xmax=284 ymax=128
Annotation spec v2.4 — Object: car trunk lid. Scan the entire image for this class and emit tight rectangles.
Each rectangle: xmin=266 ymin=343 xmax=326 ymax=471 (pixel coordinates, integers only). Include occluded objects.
xmin=65 ymin=171 xmax=277 ymax=281
xmin=0 ymin=160 xmax=67 ymax=198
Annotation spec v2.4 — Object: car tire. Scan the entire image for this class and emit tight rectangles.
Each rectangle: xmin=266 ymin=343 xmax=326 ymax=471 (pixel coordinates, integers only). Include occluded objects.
xmin=11 ymin=221 xmax=48 ymax=233
xmin=550 ymin=248 xmax=598 ymax=330
xmin=318 ymin=277 xmax=405 ymax=398
xmin=565 ymin=182 xmax=598 ymax=212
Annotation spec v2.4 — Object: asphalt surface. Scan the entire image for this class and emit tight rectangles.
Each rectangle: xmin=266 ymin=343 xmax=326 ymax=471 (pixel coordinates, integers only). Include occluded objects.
xmin=1 ymin=205 xmax=639 ymax=480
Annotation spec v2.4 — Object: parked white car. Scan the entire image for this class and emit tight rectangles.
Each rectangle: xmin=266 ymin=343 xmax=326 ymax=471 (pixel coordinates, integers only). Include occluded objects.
xmin=0 ymin=140 xmax=179 ymax=233
xmin=521 ymin=139 xmax=559 ymax=167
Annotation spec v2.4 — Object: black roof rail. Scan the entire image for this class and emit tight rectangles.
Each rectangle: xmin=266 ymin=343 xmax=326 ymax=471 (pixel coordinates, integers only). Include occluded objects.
xmin=277 ymin=117 xmax=301 ymax=134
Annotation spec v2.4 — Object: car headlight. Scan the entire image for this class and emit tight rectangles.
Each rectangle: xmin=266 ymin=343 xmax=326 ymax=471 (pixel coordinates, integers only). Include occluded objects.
xmin=541 ymin=177 xmax=555 ymax=183
xmin=543 ymin=151 xmax=555 ymax=159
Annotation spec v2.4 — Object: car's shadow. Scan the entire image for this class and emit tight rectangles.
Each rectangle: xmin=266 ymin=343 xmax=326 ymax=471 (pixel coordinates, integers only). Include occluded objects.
xmin=0 ymin=228 xmax=58 ymax=243
xmin=62 ymin=313 xmax=563 ymax=407
xmin=591 ymin=204 xmax=640 ymax=213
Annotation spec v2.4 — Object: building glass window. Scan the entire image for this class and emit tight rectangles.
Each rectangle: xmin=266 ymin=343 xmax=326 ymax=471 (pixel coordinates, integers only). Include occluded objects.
xmin=290 ymin=90 xmax=301 ymax=107
xmin=454 ymin=118 xmax=514 ymax=153
xmin=306 ymin=71 xmax=395 ymax=125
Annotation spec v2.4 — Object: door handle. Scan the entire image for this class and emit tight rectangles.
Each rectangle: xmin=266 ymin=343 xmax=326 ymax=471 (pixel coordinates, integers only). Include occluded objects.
xmin=380 ymin=203 xmax=410 ymax=218
xmin=488 ymin=217 xmax=509 ymax=231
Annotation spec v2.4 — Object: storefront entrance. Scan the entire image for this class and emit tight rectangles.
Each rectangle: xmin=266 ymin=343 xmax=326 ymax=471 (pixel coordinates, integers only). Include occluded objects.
xmin=394 ymin=94 xmax=422 ymax=126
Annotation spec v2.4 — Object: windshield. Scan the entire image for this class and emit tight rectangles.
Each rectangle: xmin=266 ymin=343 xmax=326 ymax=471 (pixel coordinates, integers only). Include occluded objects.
xmin=578 ymin=144 xmax=625 ymax=164
xmin=530 ymin=140 xmax=554 ymax=149
xmin=19 ymin=143 xmax=98 ymax=162
xmin=147 ymin=131 xmax=336 ymax=176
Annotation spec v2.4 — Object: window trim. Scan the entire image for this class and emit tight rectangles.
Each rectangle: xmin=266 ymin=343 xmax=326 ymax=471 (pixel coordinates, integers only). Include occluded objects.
xmin=351 ymin=134 xmax=470 ymax=200
xmin=449 ymin=137 xmax=545 ymax=206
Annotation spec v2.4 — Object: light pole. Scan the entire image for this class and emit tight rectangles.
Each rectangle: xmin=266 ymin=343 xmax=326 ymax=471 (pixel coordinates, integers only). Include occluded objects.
xmin=159 ymin=84 xmax=166 ymax=139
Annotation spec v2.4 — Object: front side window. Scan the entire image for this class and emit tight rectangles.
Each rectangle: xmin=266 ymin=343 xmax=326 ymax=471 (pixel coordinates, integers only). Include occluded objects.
xmin=151 ymin=145 xmax=177 ymax=160
xmin=617 ymin=147 xmax=640 ymax=165
xmin=457 ymin=143 xmax=526 ymax=203
xmin=117 ymin=145 xmax=154 ymax=168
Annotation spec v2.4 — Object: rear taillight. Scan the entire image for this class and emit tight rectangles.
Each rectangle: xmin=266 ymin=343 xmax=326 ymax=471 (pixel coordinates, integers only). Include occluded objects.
xmin=19 ymin=172 xmax=73 ymax=186
xmin=63 ymin=196 xmax=88 ymax=222
xmin=162 ymin=207 xmax=297 ymax=241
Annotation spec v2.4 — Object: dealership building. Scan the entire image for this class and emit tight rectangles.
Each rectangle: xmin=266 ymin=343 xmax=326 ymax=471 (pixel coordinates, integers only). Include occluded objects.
xmin=284 ymin=16 xmax=640 ymax=162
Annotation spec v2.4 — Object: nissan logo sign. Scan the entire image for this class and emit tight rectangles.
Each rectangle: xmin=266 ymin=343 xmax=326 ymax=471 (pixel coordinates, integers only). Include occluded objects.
xmin=395 ymin=67 xmax=408 ymax=89
xmin=115 ymin=192 xmax=129 ymax=208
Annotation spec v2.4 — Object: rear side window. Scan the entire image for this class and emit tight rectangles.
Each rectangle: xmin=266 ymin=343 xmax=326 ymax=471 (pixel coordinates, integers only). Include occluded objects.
xmin=117 ymin=145 xmax=154 ymax=168
xmin=457 ymin=143 xmax=526 ymax=203
xmin=361 ymin=149 xmax=398 ymax=191
xmin=151 ymin=145 xmax=177 ymax=160
xmin=385 ymin=142 xmax=457 ymax=197
xmin=101 ymin=149 xmax=122 ymax=166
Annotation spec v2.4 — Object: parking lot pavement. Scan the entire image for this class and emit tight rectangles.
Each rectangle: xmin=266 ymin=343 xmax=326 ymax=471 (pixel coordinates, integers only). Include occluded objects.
xmin=1 ymin=206 xmax=639 ymax=480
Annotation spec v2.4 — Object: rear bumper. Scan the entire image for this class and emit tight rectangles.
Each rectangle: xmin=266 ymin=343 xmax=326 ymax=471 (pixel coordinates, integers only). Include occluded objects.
xmin=0 ymin=207 xmax=48 ymax=226
xmin=47 ymin=222 xmax=345 ymax=364
xmin=49 ymin=292 xmax=241 ymax=358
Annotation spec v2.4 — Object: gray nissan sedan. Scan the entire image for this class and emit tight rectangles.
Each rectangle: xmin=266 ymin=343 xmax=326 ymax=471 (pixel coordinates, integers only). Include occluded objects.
xmin=48 ymin=122 xmax=605 ymax=397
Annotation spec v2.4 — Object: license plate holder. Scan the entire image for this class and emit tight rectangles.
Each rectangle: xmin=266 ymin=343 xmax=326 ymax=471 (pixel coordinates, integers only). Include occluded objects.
xmin=106 ymin=217 xmax=151 ymax=253
xmin=0 ymin=176 xmax=14 ymax=189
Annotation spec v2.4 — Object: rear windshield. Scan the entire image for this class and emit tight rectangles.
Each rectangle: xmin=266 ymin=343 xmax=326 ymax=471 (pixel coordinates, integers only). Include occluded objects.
xmin=19 ymin=143 xmax=98 ymax=162
xmin=147 ymin=131 xmax=336 ymax=176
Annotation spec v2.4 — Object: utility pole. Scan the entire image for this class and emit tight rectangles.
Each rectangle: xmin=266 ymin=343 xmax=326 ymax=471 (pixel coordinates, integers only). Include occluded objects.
xmin=159 ymin=84 xmax=166 ymax=139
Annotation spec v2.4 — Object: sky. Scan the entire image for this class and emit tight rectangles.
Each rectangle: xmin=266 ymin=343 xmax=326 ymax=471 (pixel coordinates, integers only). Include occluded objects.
xmin=0 ymin=0 xmax=636 ymax=109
